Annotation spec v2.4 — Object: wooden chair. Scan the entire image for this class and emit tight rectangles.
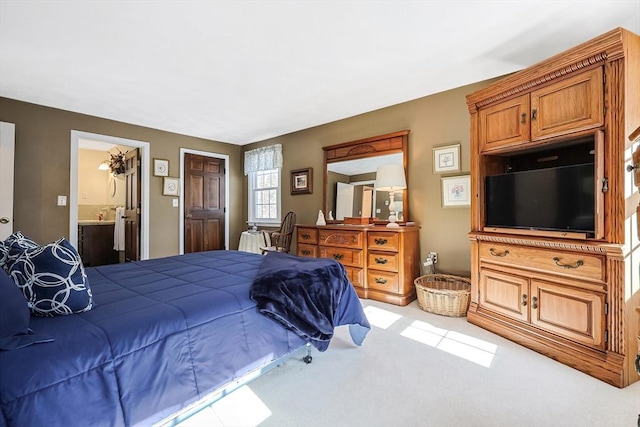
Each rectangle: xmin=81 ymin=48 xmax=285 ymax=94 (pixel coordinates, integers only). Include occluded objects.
xmin=260 ymin=211 xmax=296 ymax=254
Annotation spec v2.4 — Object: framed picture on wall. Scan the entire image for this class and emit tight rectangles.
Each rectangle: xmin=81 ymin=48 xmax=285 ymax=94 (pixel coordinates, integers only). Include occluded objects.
xmin=433 ymin=144 xmax=460 ymax=173
xmin=163 ymin=177 xmax=180 ymax=196
xmin=441 ymin=174 xmax=471 ymax=208
xmin=290 ymin=167 xmax=313 ymax=195
xmin=154 ymin=158 xmax=169 ymax=176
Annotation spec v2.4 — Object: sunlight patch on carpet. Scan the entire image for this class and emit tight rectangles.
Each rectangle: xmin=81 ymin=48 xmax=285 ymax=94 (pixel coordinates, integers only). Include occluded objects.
xmin=178 ymin=385 xmax=271 ymax=426
xmin=400 ymin=320 xmax=497 ymax=367
xmin=363 ymin=305 xmax=402 ymax=329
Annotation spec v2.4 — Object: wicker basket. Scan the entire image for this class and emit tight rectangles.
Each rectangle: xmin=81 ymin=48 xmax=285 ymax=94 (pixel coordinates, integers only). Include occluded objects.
xmin=414 ymin=274 xmax=471 ymax=317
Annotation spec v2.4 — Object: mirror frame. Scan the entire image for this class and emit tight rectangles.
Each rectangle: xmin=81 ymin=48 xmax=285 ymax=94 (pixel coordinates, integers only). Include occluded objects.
xmin=323 ymin=130 xmax=410 ymax=222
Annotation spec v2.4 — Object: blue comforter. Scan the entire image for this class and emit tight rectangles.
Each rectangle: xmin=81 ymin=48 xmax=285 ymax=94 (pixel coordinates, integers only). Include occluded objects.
xmin=251 ymin=252 xmax=370 ymax=351
xmin=1 ymin=251 xmax=317 ymax=427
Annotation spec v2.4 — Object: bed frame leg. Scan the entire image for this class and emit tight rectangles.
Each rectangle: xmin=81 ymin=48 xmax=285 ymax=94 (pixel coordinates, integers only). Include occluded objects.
xmin=303 ymin=342 xmax=313 ymax=364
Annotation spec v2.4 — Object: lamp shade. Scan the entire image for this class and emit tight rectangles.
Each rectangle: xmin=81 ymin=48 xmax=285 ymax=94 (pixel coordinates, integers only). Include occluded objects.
xmin=375 ymin=164 xmax=406 ymax=191
xmin=98 ymin=161 xmax=110 ymax=171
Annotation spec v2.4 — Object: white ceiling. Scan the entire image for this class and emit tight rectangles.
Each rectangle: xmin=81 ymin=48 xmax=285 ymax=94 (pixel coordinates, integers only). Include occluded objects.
xmin=1 ymin=1 xmax=638 ymax=146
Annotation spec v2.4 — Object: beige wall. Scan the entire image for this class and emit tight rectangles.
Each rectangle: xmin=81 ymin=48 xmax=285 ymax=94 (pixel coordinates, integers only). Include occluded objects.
xmin=1 ymin=76 xmax=500 ymax=269
xmin=0 ymin=97 xmax=243 ymax=258
xmin=243 ymin=78 xmax=500 ymax=276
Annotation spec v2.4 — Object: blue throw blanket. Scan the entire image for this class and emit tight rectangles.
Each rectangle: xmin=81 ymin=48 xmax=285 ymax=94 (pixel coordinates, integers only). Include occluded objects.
xmin=250 ymin=252 xmax=370 ymax=351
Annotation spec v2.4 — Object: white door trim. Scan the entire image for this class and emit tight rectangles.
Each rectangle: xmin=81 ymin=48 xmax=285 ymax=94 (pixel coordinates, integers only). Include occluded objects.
xmin=70 ymin=130 xmax=150 ymax=260
xmin=179 ymin=148 xmax=230 ymax=254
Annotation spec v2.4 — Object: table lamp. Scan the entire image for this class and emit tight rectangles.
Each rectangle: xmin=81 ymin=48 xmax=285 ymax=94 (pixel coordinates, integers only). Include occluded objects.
xmin=375 ymin=164 xmax=406 ymax=228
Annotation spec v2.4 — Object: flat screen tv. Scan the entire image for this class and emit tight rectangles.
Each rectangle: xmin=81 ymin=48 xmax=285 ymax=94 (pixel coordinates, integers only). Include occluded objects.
xmin=485 ymin=163 xmax=595 ymax=236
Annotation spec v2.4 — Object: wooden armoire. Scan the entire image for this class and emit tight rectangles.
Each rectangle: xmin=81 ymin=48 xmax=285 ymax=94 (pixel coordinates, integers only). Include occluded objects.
xmin=466 ymin=28 xmax=639 ymax=388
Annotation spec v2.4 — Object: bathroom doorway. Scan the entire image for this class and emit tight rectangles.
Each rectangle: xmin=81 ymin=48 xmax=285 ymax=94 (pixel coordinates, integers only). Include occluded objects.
xmin=70 ymin=131 xmax=150 ymax=260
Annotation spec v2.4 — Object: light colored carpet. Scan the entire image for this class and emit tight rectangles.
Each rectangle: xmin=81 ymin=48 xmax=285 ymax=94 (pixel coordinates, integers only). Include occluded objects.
xmin=178 ymin=299 xmax=640 ymax=427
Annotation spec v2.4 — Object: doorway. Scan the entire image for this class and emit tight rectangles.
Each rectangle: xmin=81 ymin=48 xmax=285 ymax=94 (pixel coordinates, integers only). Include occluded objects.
xmin=179 ymin=148 xmax=229 ymax=254
xmin=70 ymin=131 xmax=150 ymax=259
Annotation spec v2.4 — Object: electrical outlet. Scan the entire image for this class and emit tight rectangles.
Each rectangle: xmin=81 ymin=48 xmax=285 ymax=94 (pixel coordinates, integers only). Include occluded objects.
xmin=429 ymin=251 xmax=438 ymax=264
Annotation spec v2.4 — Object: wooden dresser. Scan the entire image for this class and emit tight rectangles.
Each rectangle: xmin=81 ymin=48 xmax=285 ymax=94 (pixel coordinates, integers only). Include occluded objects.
xmin=297 ymin=224 xmax=420 ymax=306
xmin=466 ymin=28 xmax=639 ymax=388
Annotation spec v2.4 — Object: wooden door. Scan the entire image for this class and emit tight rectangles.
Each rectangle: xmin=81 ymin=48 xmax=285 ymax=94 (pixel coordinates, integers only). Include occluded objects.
xmin=530 ymin=279 xmax=605 ymax=349
xmin=0 ymin=122 xmax=15 ymax=239
xmin=124 ymin=149 xmax=140 ymax=262
xmin=478 ymin=93 xmax=530 ymax=153
xmin=531 ymin=67 xmax=603 ymax=140
xmin=184 ymin=154 xmax=225 ymax=253
xmin=479 ymin=268 xmax=529 ymax=322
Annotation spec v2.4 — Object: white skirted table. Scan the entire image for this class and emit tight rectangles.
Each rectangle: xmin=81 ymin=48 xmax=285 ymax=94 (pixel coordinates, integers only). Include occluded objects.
xmin=238 ymin=231 xmax=270 ymax=254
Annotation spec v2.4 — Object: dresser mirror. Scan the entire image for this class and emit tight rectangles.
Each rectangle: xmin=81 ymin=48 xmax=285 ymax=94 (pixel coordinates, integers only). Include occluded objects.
xmin=323 ymin=131 xmax=409 ymax=222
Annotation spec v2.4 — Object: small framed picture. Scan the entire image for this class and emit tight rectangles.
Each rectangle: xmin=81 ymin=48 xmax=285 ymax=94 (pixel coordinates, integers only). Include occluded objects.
xmin=154 ymin=158 xmax=169 ymax=176
xmin=441 ymin=174 xmax=471 ymax=208
xmin=433 ymin=144 xmax=460 ymax=173
xmin=290 ymin=167 xmax=313 ymax=195
xmin=163 ymin=177 xmax=180 ymax=196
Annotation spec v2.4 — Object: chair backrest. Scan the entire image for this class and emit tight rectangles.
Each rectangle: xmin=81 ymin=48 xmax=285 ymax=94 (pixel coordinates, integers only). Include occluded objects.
xmin=274 ymin=211 xmax=296 ymax=252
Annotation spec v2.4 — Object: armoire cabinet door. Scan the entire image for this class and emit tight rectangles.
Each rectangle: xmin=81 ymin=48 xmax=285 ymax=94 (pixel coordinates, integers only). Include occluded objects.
xmin=530 ymin=279 xmax=605 ymax=349
xmin=479 ymin=268 xmax=529 ymax=322
xmin=530 ymin=67 xmax=604 ymax=140
xmin=478 ymin=93 xmax=530 ymax=153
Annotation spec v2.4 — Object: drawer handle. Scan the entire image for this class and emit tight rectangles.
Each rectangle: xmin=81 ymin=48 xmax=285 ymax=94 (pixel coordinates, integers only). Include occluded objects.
xmin=374 ymin=277 xmax=388 ymax=285
xmin=521 ymin=294 xmax=527 ymax=307
xmin=333 ymin=253 xmax=344 ymax=260
xmin=489 ymin=248 xmax=510 ymax=257
xmin=301 ymin=249 xmax=311 ymax=255
xmin=374 ymin=238 xmax=388 ymax=245
xmin=302 ymin=233 xmax=311 ymax=239
xmin=532 ymin=296 xmax=538 ymax=309
xmin=374 ymin=258 xmax=388 ymax=264
xmin=552 ymin=257 xmax=584 ymax=269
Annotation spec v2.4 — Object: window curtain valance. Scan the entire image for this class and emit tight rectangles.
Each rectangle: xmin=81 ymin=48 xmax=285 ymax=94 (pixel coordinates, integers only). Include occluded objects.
xmin=243 ymin=144 xmax=283 ymax=175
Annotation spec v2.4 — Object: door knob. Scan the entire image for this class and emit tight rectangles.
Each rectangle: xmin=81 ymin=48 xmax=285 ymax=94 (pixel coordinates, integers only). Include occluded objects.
xmin=185 ymin=214 xmax=193 ymax=219
xmin=0 ymin=217 xmax=9 ymax=224
xmin=121 ymin=215 xmax=128 ymax=219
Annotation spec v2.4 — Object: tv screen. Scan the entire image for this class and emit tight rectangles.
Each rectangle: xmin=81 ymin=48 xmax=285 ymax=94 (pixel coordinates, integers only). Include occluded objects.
xmin=485 ymin=163 xmax=595 ymax=235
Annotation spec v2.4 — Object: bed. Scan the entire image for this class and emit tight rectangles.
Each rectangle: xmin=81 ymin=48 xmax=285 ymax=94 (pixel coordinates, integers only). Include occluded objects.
xmin=0 ymin=247 xmax=370 ymax=427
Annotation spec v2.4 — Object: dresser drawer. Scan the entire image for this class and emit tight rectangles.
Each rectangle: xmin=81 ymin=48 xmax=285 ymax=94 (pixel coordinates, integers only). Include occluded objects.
xmin=479 ymin=242 xmax=604 ymax=282
xmin=343 ymin=266 xmax=364 ymax=287
xmin=319 ymin=229 xmax=364 ymax=248
xmin=367 ymin=251 xmax=399 ymax=272
xmin=367 ymin=270 xmax=400 ymax=293
xmin=319 ymin=246 xmax=363 ymax=267
xmin=297 ymin=227 xmax=318 ymax=245
xmin=367 ymin=231 xmax=399 ymax=252
xmin=297 ymin=244 xmax=317 ymax=258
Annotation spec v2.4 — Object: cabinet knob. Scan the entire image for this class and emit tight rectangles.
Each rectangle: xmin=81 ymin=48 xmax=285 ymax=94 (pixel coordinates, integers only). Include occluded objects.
xmin=521 ymin=294 xmax=528 ymax=306
xmin=375 ymin=258 xmax=388 ymax=264
xmin=333 ymin=253 xmax=344 ymax=260
xmin=374 ymin=238 xmax=387 ymax=245
xmin=302 ymin=233 xmax=311 ymax=239
xmin=520 ymin=113 xmax=527 ymax=124
xmin=532 ymin=296 xmax=538 ymax=309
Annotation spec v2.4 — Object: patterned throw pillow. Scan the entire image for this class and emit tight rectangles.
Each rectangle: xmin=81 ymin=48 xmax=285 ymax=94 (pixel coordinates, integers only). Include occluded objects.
xmin=0 ymin=240 xmax=7 ymax=269
xmin=8 ymin=237 xmax=94 ymax=316
xmin=2 ymin=232 xmax=40 ymax=272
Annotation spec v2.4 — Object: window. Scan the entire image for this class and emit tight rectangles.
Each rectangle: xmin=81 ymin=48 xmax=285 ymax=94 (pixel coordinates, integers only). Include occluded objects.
xmin=248 ymin=168 xmax=281 ymax=224
xmin=244 ymin=144 xmax=283 ymax=225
